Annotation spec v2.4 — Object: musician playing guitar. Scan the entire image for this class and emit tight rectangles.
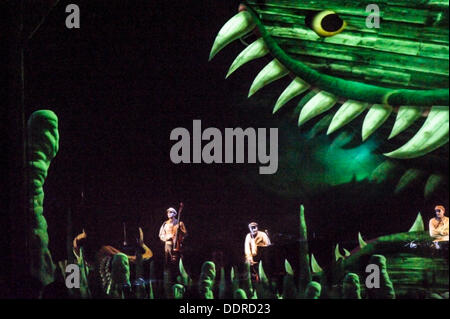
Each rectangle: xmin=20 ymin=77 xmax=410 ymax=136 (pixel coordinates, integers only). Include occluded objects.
xmin=159 ymin=204 xmax=187 ymax=264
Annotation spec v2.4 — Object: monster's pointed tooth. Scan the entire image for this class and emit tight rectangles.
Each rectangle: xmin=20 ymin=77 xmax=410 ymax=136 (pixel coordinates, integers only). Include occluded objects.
xmin=385 ymin=106 xmax=449 ymax=159
xmin=226 ymin=38 xmax=268 ymax=78
xmin=408 ymin=212 xmax=424 ymax=232
xmin=327 ymin=100 xmax=369 ymax=135
xmin=394 ymin=169 xmax=424 ymax=194
xmin=307 ymin=113 xmax=334 ymax=139
xmin=335 ymin=244 xmax=344 ymax=261
xmin=358 ymin=232 xmax=367 ymax=249
xmin=424 ymin=174 xmax=444 ymax=198
xmin=273 ymin=77 xmax=310 ymax=113
xmin=209 ymin=11 xmax=256 ymax=61
xmin=370 ymin=160 xmax=397 ymax=183
xmin=298 ymin=91 xmax=338 ymax=127
xmin=310 ymin=254 xmax=323 ymax=273
xmin=362 ymin=104 xmax=393 ymax=141
xmin=284 ymin=259 xmax=294 ymax=275
xmin=248 ymin=59 xmax=289 ymax=97
xmin=388 ymin=105 xmax=423 ymax=139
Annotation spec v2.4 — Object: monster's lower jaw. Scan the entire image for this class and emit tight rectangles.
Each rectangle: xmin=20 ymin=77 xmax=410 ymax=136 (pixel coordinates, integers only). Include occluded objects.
xmin=208 ymin=6 xmax=449 ymax=159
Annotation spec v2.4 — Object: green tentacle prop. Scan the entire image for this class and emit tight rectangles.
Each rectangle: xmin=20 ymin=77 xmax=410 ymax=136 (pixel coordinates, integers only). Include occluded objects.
xmin=198 ymin=261 xmax=216 ymax=299
xmin=304 ymin=281 xmax=322 ymax=299
xmin=342 ymin=273 xmax=362 ymax=299
xmin=110 ymin=253 xmax=130 ymax=299
xmin=27 ymin=110 xmax=59 ymax=287
xmin=367 ymin=255 xmax=396 ymax=299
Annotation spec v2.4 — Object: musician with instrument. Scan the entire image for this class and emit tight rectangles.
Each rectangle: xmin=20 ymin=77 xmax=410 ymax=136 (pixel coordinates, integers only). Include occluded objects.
xmin=159 ymin=205 xmax=187 ymax=264
xmin=244 ymin=222 xmax=271 ymax=266
xmin=429 ymin=205 xmax=449 ymax=250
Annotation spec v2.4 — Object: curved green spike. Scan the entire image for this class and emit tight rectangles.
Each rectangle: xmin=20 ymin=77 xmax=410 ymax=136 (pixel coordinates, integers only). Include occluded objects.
xmin=233 ymin=288 xmax=248 ymax=299
xmin=258 ymin=261 xmax=268 ymax=283
xmin=362 ymin=104 xmax=392 ymax=141
xmin=179 ymin=258 xmax=191 ymax=286
xmin=343 ymin=248 xmax=351 ymax=257
xmin=335 ymin=244 xmax=345 ymax=261
xmin=231 ymin=266 xmax=239 ymax=295
xmin=284 ymin=259 xmax=294 ymax=275
xmin=179 ymin=258 xmax=185 ymax=274
xmin=298 ymin=204 xmax=312 ymax=291
xmin=241 ymin=262 xmax=253 ymax=296
xmin=409 ymin=212 xmax=424 ymax=232
xmin=148 ymin=280 xmax=154 ymax=299
xmin=424 ymin=174 xmax=444 ymax=198
xmin=310 ymin=254 xmax=323 ymax=273
xmin=358 ymin=232 xmax=367 ymax=249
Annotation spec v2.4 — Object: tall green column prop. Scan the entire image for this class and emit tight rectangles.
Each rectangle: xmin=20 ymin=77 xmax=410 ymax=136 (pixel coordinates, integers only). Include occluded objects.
xmin=27 ymin=110 xmax=59 ymax=287
xmin=298 ymin=205 xmax=312 ymax=294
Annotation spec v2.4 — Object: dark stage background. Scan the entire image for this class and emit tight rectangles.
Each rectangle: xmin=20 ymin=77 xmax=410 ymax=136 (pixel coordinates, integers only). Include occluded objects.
xmin=5 ymin=0 xmax=448 ymax=283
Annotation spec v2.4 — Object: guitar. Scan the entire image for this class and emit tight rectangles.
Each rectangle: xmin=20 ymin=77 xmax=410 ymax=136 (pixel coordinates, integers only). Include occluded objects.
xmin=171 ymin=202 xmax=184 ymax=260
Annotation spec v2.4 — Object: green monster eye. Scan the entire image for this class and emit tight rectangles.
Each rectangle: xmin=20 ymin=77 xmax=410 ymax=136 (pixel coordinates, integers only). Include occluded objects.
xmin=306 ymin=10 xmax=347 ymax=37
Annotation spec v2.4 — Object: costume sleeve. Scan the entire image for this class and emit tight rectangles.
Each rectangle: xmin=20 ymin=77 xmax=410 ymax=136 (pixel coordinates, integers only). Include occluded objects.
xmin=159 ymin=223 xmax=166 ymax=242
xmin=442 ymin=219 xmax=449 ymax=236
xmin=429 ymin=219 xmax=438 ymax=237
xmin=263 ymin=232 xmax=271 ymax=246
xmin=244 ymin=234 xmax=253 ymax=263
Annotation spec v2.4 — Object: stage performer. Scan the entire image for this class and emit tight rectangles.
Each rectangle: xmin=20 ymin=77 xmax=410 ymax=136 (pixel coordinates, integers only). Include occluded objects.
xmin=429 ymin=205 xmax=449 ymax=243
xmin=244 ymin=222 xmax=271 ymax=265
xmin=73 ymin=227 xmax=153 ymax=264
xmin=159 ymin=207 xmax=187 ymax=264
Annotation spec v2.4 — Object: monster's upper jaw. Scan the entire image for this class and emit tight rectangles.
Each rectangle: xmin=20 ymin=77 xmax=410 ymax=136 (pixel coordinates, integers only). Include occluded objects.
xmin=208 ymin=2 xmax=449 ymax=160
xmin=239 ymin=0 xmax=449 ymax=91
xmin=245 ymin=6 xmax=448 ymax=106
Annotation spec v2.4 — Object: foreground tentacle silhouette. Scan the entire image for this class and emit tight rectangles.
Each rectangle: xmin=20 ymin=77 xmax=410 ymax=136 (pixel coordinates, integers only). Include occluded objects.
xmin=27 ymin=110 xmax=59 ymax=289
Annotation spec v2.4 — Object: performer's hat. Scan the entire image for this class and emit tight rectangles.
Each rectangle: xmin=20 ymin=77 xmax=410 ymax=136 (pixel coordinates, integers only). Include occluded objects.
xmin=248 ymin=222 xmax=258 ymax=228
xmin=435 ymin=205 xmax=445 ymax=212
xmin=167 ymin=207 xmax=177 ymax=216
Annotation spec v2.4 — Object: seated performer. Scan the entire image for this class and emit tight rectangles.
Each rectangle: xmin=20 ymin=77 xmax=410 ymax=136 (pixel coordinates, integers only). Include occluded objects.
xmin=244 ymin=222 xmax=271 ymax=265
xmin=429 ymin=205 xmax=449 ymax=244
xmin=159 ymin=207 xmax=187 ymax=264
xmin=73 ymin=227 xmax=153 ymax=265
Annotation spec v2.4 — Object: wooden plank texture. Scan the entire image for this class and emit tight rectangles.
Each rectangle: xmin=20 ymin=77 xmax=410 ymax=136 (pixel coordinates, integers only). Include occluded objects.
xmin=245 ymin=0 xmax=449 ymax=90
